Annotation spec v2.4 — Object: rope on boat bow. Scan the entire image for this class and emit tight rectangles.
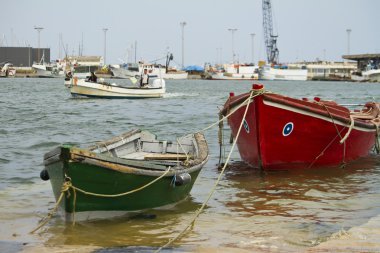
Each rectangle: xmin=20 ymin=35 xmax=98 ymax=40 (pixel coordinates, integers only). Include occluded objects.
xmin=30 ymin=167 xmax=172 ymax=234
xmin=310 ymin=102 xmax=380 ymax=168
xmin=29 ymin=180 xmax=71 ymax=234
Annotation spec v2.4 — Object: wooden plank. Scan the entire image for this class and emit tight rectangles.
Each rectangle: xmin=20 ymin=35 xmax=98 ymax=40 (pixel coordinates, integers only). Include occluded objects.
xmin=70 ymin=148 xmax=169 ymax=171
xmin=144 ymin=153 xmax=189 ymax=160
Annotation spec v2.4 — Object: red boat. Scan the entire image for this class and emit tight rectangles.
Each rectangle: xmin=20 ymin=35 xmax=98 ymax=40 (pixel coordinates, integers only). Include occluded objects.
xmin=221 ymin=84 xmax=380 ymax=170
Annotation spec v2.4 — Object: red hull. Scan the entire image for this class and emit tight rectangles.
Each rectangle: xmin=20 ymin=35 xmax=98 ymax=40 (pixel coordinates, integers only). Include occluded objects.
xmin=223 ymin=85 xmax=380 ymax=170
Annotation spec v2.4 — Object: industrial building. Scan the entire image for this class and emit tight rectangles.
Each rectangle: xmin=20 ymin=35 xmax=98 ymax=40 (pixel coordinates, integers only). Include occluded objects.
xmin=0 ymin=46 xmax=50 ymax=67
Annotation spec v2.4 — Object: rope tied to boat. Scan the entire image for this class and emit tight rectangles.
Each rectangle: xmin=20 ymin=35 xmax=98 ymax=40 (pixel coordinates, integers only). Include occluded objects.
xmin=375 ymin=124 xmax=380 ymax=154
xmin=70 ymin=166 xmax=171 ymax=198
xmin=316 ymin=102 xmax=380 ymax=166
xmin=309 ymin=102 xmax=347 ymax=168
xmin=217 ymin=87 xmax=268 ymax=167
xmin=177 ymin=137 xmax=190 ymax=166
xmin=155 ymin=89 xmax=257 ymax=253
xmin=30 ymin=180 xmax=72 ymax=234
xmin=31 ymin=167 xmax=172 ymax=233
xmin=217 ymin=111 xmax=225 ymax=168
xmin=185 ymin=87 xmax=268 ymax=138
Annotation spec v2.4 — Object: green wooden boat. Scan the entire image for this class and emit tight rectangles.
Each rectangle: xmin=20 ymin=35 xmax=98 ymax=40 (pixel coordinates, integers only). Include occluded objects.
xmin=41 ymin=129 xmax=208 ymax=221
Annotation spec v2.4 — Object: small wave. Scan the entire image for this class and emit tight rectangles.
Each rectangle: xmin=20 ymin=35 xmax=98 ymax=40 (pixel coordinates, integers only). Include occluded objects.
xmin=28 ymin=141 xmax=61 ymax=149
xmin=63 ymin=111 xmax=82 ymax=115
xmin=163 ymin=92 xmax=199 ymax=98
xmin=7 ymin=176 xmax=35 ymax=184
xmin=305 ymin=189 xmax=348 ymax=199
xmin=0 ymin=157 xmax=10 ymax=164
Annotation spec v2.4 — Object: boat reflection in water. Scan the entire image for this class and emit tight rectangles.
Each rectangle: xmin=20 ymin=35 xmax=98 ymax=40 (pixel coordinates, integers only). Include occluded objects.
xmin=221 ymin=155 xmax=380 ymax=249
xmin=39 ymin=196 xmax=203 ymax=250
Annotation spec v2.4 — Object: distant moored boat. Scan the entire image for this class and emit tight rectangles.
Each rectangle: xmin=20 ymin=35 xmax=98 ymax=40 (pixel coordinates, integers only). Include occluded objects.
xmin=259 ymin=65 xmax=308 ymax=81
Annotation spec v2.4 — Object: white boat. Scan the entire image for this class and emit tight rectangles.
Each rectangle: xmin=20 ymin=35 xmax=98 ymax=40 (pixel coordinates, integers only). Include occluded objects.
xmin=66 ymin=78 xmax=165 ymax=98
xmin=32 ymin=62 xmax=65 ymax=78
xmin=111 ymin=53 xmax=188 ymax=80
xmin=111 ymin=63 xmax=188 ymax=80
xmin=259 ymin=65 xmax=308 ymax=81
xmin=32 ymin=53 xmax=65 ymax=78
xmin=351 ymin=73 xmax=369 ymax=82
xmin=351 ymin=70 xmax=380 ymax=82
xmin=210 ymin=64 xmax=259 ymax=80
xmin=0 ymin=63 xmax=16 ymax=77
xmin=362 ymin=69 xmax=380 ymax=82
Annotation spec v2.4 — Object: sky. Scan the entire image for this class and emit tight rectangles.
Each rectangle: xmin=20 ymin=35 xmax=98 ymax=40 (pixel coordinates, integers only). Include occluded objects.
xmin=1 ymin=0 xmax=379 ymax=67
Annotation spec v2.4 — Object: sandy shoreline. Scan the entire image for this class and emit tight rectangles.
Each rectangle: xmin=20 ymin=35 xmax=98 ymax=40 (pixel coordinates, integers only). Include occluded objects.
xmin=307 ymin=214 xmax=380 ymax=252
xmin=2 ymin=213 xmax=378 ymax=253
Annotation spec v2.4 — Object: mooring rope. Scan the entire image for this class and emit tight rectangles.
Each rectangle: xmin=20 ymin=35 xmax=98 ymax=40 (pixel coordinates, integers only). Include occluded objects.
xmin=375 ymin=125 xmax=380 ymax=154
xmin=154 ymin=89 xmax=256 ymax=253
xmin=30 ymin=166 xmax=172 ymax=233
xmin=340 ymin=114 xmax=355 ymax=144
xmin=181 ymin=88 xmax=267 ymax=140
xmin=316 ymin=102 xmax=347 ymax=168
xmin=217 ymin=112 xmax=224 ymax=167
xmin=69 ymin=166 xmax=171 ymax=198
xmin=29 ymin=182 xmax=69 ymax=234
xmin=176 ymin=136 xmax=190 ymax=165
xmin=307 ymin=128 xmax=346 ymax=169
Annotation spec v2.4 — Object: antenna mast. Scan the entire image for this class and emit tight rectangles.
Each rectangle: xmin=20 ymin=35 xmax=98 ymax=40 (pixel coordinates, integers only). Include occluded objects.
xmin=262 ymin=0 xmax=279 ymax=64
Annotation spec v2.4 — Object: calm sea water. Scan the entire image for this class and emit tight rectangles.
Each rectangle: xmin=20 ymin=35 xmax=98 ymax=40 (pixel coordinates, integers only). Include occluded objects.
xmin=1 ymin=78 xmax=380 ymax=252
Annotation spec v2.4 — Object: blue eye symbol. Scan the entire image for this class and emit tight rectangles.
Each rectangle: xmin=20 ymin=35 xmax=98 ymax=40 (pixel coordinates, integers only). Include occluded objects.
xmin=283 ymin=122 xmax=294 ymax=136
xmin=243 ymin=119 xmax=250 ymax=133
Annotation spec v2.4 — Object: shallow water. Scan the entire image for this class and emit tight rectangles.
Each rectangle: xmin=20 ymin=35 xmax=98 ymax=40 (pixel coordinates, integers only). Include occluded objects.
xmin=0 ymin=78 xmax=380 ymax=252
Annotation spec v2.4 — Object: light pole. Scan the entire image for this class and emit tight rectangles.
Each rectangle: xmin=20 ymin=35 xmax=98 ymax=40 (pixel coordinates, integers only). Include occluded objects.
xmin=250 ymin=33 xmax=255 ymax=64
xmin=103 ymin=28 xmax=108 ymax=65
xmin=180 ymin=22 xmax=186 ymax=69
xmin=34 ymin=26 xmax=44 ymax=62
xmin=346 ymin=28 xmax=352 ymax=55
xmin=228 ymin=28 xmax=238 ymax=63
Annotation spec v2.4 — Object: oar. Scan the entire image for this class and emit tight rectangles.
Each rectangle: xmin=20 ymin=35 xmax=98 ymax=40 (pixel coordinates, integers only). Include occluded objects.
xmin=339 ymin=103 xmax=365 ymax=107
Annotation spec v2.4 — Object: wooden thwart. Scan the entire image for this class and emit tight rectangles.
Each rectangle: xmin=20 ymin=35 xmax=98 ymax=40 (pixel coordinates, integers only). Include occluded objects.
xmin=144 ymin=153 xmax=189 ymax=160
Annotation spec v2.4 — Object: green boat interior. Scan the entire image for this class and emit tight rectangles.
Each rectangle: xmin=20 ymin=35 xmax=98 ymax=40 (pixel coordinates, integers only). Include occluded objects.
xmin=86 ymin=129 xmax=200 ymax=168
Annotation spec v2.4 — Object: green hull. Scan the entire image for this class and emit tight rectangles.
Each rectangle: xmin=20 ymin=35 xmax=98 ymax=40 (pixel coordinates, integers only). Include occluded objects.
xmin=45 ymin=146 xmax=203 ymax=218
